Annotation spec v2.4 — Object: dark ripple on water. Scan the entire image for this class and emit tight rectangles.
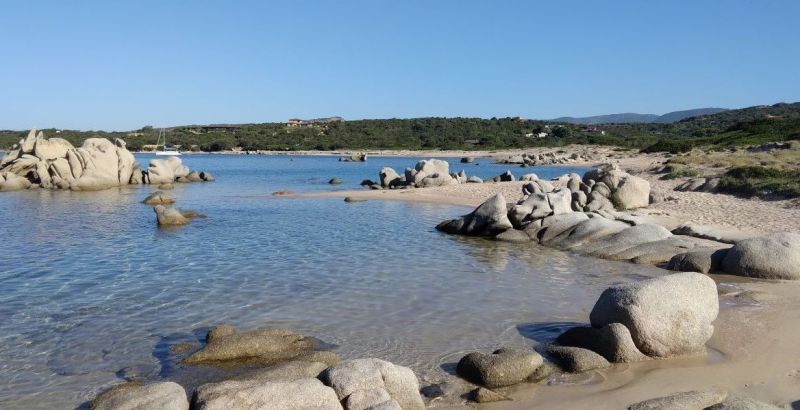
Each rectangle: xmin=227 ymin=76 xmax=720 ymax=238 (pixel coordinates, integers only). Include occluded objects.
xmin=0 ymin=155 xmax=668 ymax=408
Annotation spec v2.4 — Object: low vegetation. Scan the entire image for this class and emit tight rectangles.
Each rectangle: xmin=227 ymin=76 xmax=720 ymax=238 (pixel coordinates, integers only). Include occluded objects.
xmin=718 ymin=166 xmax=800 ymax=199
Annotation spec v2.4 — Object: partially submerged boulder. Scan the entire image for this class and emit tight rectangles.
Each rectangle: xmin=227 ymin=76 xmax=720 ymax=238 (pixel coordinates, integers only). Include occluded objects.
xmin=92 ymin=381 xmax=189 ymax=410
xmin=436 ymin=194 xmax=513 ymax=236
xmin=456 ymin=348 xmax=543 ymax=388
xmin=544 ymin=345 xmax=610 ymax=373
xmin=184 ymin=325 xmax=317 ymax=366
xmin=154 ymin=205 xmax=189 ymax=226
xmin=590 ymin=272 xmax=719 ymax=358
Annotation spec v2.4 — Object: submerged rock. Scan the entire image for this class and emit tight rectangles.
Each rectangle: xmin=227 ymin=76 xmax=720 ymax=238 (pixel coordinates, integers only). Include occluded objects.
xmin=329 ymin=177 xmax=344 ymax=185
xmin=184 ymin=326 xmax=317 ymax=366
xmin=92 ymin=381 xmax=189 ymax=410
xmin=456 ymin=348 xmax=543 ymax=388
xmin=590 ymin=272 xmax=719 ymax=358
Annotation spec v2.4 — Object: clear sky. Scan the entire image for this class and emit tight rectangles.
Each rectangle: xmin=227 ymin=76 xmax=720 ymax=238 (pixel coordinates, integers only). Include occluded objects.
xmin=1 ymin=0 xmax=798 ymax=131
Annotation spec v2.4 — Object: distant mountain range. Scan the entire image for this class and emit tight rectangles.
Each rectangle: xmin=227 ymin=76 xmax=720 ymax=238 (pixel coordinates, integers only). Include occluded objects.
xmin=553 ymin=108 xmax=729 ymax=125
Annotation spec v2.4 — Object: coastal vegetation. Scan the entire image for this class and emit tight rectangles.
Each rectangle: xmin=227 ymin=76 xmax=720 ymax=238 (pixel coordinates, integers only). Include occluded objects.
xmin=2 ymin=103 xmax=798 ymax=153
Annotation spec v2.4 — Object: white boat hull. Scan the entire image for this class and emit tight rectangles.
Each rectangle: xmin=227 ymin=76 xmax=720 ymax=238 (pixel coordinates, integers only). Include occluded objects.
xmin=156 ymin=151 xmax=181 ymax=156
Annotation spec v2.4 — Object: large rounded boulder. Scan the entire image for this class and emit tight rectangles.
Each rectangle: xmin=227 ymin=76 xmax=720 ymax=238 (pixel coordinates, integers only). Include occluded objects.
xmin=720 ymin=233 xmax=800 ymax=280
xmin=589 ymin=272 xmax=719 ymax=358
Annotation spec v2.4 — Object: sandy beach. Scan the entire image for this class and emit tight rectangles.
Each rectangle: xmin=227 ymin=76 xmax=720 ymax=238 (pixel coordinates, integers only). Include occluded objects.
xmin=290 ymin=146 xmax=800 ymax=409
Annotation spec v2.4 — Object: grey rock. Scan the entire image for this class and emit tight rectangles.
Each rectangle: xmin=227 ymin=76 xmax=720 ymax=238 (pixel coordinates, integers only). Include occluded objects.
xmin=466 ymin=176 xmax=483 ymax=183
xmin=143 ymin=191 xmax=175 ymax=205
xmin=721 ymin=233 xmax=800 ymax=280
xmin=590 ymin=272 xmax=719 ymax=358
xmin=461 ymin=156 xmax=475 ymax=163
xmin=436 ymin=194 xmax=513 ymax=236
xmin=471 ymin=387 xmax=510 ymax=403
xmin=379 ymin=168 xmax=401 ymax=188
xmin=545 ymin=345 xmax=611 ymax=373
xmin=547 ymin=189 xmax=573 ymax=215
xmin=193 ymin=378 xmax=342 ymax=410
xmin=591 ymin=182 xmax=612 ymax=197
xmin=547 ymin=217 xmax=630 ymax=250
xmin=344 ymin=387 xmax=392 ymax=410
xmin=319 ymin=358 xmax=424 ymax=410
xmin=537 ymin=212 xmax=591 ymax=244
xmin=344 ymin=197 xmax=368 ymax=203
xmin=667 ymin=248 xmax=730 ymax=273
xmin=184 ymin=326 xmax=317 ymax=366
xmin=706 ymin=397 xmax=783 ymax=410
xmin=629 ymin=389 xmax=728 ymax=410
xmin=233 ymin=360 xmax=331 ymax=382
xmin=576 ymin=224 xmax=673 ymax=256
xmin=154 ymin=205 xmax=189 ymax=226
xmin=612 ymin=175 xmax=650 ymax=210
xmin=494 ymin=229 xmax=532 ymax=243
xmin=329 ymin=177 xmax=344 ymax=185
xmin=456 ymin=348 xmax=543 ymax=388
xmin=199 ymin=171 xmax=215 ymax=182
xmin=520 ymin=173 xmax=539 ymax=181
xmin=499 ymin=170 xmax=515 ymax=182
xmin=555 ymin=323 xmax=649 ymax=363
xmin=93 ymin=381 xmax=189 ymax=410
xmin=671 ymin=224 xmax=749 ymax=244
xmin=509 ymin=193 xmax=552 ymax=227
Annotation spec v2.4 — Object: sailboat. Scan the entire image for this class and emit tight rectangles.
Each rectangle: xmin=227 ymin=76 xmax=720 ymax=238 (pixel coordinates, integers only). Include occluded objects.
xmin=155 ymin=129 xmax=181 ymax=156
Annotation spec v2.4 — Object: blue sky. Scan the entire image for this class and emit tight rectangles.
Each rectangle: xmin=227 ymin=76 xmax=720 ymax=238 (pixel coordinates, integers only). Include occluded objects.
xmin=1 ymin=0 xmax=798 ymax=130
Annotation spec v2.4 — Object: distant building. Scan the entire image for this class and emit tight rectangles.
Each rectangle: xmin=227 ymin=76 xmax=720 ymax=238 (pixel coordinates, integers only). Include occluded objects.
xmin=286 ymin=117 xmax=344 ymax=128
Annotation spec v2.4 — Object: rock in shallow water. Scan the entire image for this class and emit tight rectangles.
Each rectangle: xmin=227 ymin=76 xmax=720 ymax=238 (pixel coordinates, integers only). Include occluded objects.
xmin=471 ymin=387 xmax=510 ymax=403
xmin=143 ymin=191 xmax=175 ymax=205
xmin=154 ymin=205 xmax=189 ymax=226
xmin=556 ymin=323 xmax=649 ymax=363
xmin=456 ymin=348 xmax=543 ymax=388
xmin=436 ymin=194 xmax=513 ymax=236
xmin=184 ymin=326 xmax=317 ymax=366
xmin=545 ymin=345 xmax=611 ymax=373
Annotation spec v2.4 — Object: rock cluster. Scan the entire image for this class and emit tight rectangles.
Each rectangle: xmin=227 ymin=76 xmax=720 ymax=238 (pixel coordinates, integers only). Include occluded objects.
xmin=339 ymin=152 xmax=368 ymax=162
xmin=675 ymin=177 xmax=721 ymax=193
xmin=92 ymin=325 xmax=425 ymax=410
xmin=495 ymin=151 xmax=586 ymax=166
xmin=454 ymin=273 xmax=719 ymax=397
xmin=0 ymin=129 xmax=213 ymax=192
xmin=371 ymin=159 xmax=522 ymax=190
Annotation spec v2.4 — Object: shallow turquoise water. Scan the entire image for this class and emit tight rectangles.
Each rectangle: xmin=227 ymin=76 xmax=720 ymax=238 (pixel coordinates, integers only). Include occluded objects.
xmin=0 ymin=155 xmax=668 ymax=408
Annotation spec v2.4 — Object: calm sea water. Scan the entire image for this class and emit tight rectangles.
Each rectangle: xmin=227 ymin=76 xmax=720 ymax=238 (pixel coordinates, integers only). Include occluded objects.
xmin=0 ymin=154 xmax=667 ymax=409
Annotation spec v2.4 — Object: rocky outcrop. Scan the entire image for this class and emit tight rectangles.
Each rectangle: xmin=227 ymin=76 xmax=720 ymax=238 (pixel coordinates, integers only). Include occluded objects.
xmin=319 ymin=358 xmax=425 ymax=410
xmin=590 ymin=272 xmax=719 ymax=358
xmin=92 ymin=381 xmax=189 ymax=410
xmin=495 ymin=151 xmax=587 ymax=166
xmin=720 ymin=233 xmax=800 ymax=279
xmin=456 ymin=348 xmax=543 ymax=388
xmin=583 ymin=164 xmax=650 ymax=211
xmin=436 ymin=194 xmax=513 ymax=236
xmin=340 ymin=152 xmax=367 ymax=162
xmin=0 ymin=129 xmax=212 ymax=192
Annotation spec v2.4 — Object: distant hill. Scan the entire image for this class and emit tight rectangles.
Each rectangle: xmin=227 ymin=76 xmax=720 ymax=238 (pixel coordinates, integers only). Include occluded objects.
xmin=554 ymin=108 xmax=728 ymax=124
xmin=653 ymin=108 xmax=729 ymax=123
